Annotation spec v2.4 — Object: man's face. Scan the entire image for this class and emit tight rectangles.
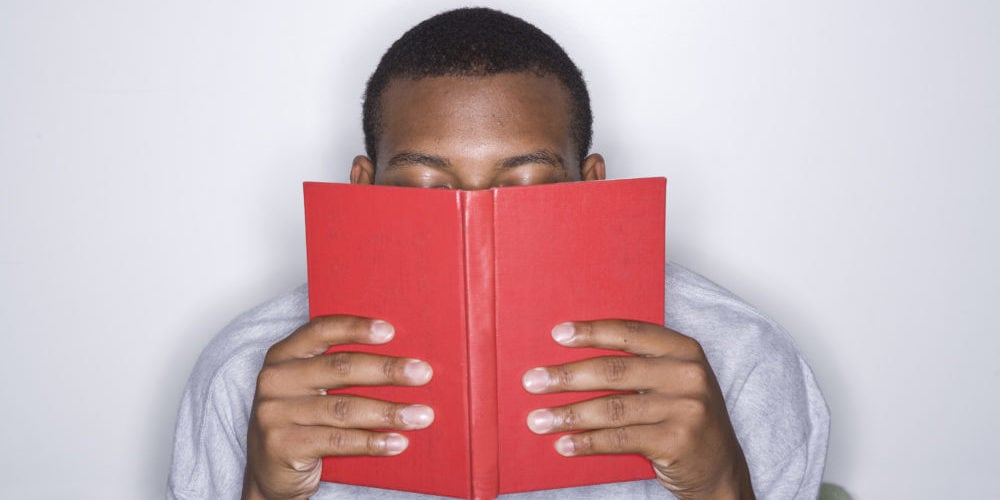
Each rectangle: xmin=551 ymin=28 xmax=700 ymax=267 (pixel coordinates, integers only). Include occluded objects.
xmin=351 ymin=73 xmax=604 ymax=190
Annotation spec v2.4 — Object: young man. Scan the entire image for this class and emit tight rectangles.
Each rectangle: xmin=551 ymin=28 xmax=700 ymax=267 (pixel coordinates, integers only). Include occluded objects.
xmin=169 ymin=8 xmax=828 ymax=500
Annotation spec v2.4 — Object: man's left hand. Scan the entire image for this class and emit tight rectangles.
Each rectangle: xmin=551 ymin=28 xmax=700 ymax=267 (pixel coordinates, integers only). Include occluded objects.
xmin=522 ymin=320 xmax=755 ymax=500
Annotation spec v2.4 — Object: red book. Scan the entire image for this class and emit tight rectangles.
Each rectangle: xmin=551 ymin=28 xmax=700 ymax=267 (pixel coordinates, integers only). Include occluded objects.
xmin=304 ymin=178 xmax=666 ymax=499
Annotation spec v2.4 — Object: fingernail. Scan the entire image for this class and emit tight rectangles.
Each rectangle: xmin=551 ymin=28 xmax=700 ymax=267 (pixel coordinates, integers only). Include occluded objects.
xmin=370 ymin=320 xmax=395 ymax=343
xmin=551 ymin=322 xmax=575 ymax=344
xmin=385 ymin=433 xmax=408 ymax=455
xmin=400 ymin=405 xmax=434 ymax=429
xmin=555 ymin=435 xmax=576 ymax=456
xmin=522 ymin=368 xmax=551 ymax=393
xmin=527 ymin=409 xmax=555 ymax=434
xmin=404 ymin=360 xmax=433 ymax=385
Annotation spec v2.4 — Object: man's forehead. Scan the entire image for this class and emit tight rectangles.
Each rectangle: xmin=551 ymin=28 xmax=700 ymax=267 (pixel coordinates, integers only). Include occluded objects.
xmin=380 ymin=74 xmax=570 ymax=137
xmin=381 ymin=73 xmax=570 ymax=108
xmin=374 ymin=72 xmax=577 ymax=172
xmin=379 ymin=74 xmax=571 ymax=136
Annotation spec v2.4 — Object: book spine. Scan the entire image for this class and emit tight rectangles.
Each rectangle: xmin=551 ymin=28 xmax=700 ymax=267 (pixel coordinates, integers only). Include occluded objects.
xmin=462 ymin=190 xmax=500 ymax=500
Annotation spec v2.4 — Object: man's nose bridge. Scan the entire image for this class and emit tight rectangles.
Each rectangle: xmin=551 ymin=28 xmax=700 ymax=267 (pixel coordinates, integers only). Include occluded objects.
xmin=453 ymin=163 xmax=498 ymax=191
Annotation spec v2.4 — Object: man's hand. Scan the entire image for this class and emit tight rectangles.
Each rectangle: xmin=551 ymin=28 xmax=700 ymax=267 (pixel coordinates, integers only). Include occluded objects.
xmin=522 ymin=320 xmax=754 ymax=500
xmin=243 ymin=316 xmax=434 ymax=500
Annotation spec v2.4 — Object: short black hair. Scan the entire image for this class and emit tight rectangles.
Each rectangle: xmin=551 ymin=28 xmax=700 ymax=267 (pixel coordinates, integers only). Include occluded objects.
xmin=362 ymin=7 xmax=592 ymax=166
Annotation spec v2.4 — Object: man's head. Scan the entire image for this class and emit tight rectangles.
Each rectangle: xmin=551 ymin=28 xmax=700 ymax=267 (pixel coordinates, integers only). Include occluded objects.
xmin=351 ymin=7 xmax=605 ymax=190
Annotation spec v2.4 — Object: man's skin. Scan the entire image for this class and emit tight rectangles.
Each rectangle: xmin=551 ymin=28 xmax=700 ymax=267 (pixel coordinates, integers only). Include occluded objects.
xmin=243 ymin=73 xmax=754 ymax=500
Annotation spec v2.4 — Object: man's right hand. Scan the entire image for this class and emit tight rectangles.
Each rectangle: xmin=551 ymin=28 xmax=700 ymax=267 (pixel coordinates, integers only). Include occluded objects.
xmin=242 ymin=315 xmax=434 ymax=500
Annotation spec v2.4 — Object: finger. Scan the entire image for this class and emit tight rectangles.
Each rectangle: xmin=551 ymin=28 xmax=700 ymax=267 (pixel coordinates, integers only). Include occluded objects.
xmin=551 ymin=423 xmax=671 ymax=458
xmin=526 ymin=393 xmax=668 ymax=434
xmin=281 ymin=426 xmax=411 ymax=458
xmin=523 ymin=354 xmax=685 ymax=394
xmin=550 ymin=320 xmax=702 ymax=358
xmin=257 ymin=352 xmax=433 ymax=398
xmin=266 ymin=315 xmax=395 ymax=363
xmin=256 ymin=395 xmax=434 ymax=430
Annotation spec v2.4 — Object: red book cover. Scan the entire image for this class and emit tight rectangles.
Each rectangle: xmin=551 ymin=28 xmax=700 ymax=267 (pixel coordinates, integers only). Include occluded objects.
xmin=304 ymin=178 xmax=666 ymax=499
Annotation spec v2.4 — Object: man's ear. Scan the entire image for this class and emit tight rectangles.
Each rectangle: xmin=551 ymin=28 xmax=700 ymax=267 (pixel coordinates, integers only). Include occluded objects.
xmin=580 ymin=153 xmax=606 ymax=181
xmin=350 ymin=155 xmax=376 ymax=185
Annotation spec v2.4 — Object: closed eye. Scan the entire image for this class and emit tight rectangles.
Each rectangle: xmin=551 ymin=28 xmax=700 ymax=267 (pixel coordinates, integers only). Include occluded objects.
xmin=386 ymin=152 xmax=450 ymax=171
xmin=498 ymin=150 xmax=566 ymax=170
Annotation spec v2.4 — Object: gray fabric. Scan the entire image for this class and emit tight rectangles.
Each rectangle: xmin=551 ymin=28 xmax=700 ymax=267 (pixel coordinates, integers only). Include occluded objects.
xmin=168 ymin=262 xmax=830 ymax=499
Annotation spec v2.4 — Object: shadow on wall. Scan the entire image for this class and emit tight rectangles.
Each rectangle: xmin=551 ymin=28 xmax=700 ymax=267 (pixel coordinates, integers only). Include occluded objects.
xmin=820 ymin=483 xmax=852 ymax=500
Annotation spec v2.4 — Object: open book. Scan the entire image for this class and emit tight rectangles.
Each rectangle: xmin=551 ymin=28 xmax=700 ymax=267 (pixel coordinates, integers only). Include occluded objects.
xmin=304 ymin=178 xmax=666 ymax=499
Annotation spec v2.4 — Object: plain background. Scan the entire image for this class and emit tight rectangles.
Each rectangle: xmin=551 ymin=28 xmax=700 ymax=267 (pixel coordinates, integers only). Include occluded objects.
xmin=2 ymin=1 xmax=998 ymax=498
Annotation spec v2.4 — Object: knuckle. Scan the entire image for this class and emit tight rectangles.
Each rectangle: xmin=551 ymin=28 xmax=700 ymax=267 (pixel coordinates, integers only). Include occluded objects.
xmin=254 ymin=399 xmax=281 ymax=425
xmin=561 ymin=407 xmax=581 ymax=428
xmin=679 ymin=396 xmax=709 ymax=421
xmin=262 ymin=348 xmax=281 ymax=365
xmin=680 ymin=360 xmax=710 ymax=388
xmin=366 ymin=432 xmax=385 ymax=454
xmin=624 ymin=320 xmax=642 ymax=334
xmin=255 ymin=366 xmax=282 ymax=396
xmin=326 ymin=352 xmax=354 ymax=377
xmin=601 ymin=356 xmax=629 ymax=383
xmin=555 ymin=365 xmax=575 ymax=387
xmin=680 ymin=335 xmax=705 ymax=358
xmin=261 ymin=426 xmax=287 ymax=453
xmin=327 ymin=429 xmax=351 ymax=453
xmin=670 ymin=416 xmax=699 ymax=449
xmin=621 ymin=320 xmax=642 ymax=345
xmin=691 ymin=340 xmax=707 ymax=359
xmin=605 ymin=396 xmax=628 ymax=424
xmin=326 ymin=396 xmax=352 ymax=422
xmin=609 ymin=427 xmax=632 ymax=449
xmin=384 ymin=403 xmax=399 ymax=427
xmin=382 ymin=356 xmax=400 ymax=381
xmin=313 ymin=315 xmax=367 ymax=343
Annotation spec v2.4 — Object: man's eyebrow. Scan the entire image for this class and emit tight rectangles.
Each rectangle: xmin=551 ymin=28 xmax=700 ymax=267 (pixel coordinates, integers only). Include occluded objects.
xmin=499 ymin=150 xmax=566 ymax=170
xmin=386 ymin=152 xmax=450 ymax=170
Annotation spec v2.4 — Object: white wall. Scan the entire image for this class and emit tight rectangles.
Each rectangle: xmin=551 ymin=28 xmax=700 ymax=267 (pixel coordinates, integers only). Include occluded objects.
xmin=1 ymin=1 xmax=997 ymax=498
